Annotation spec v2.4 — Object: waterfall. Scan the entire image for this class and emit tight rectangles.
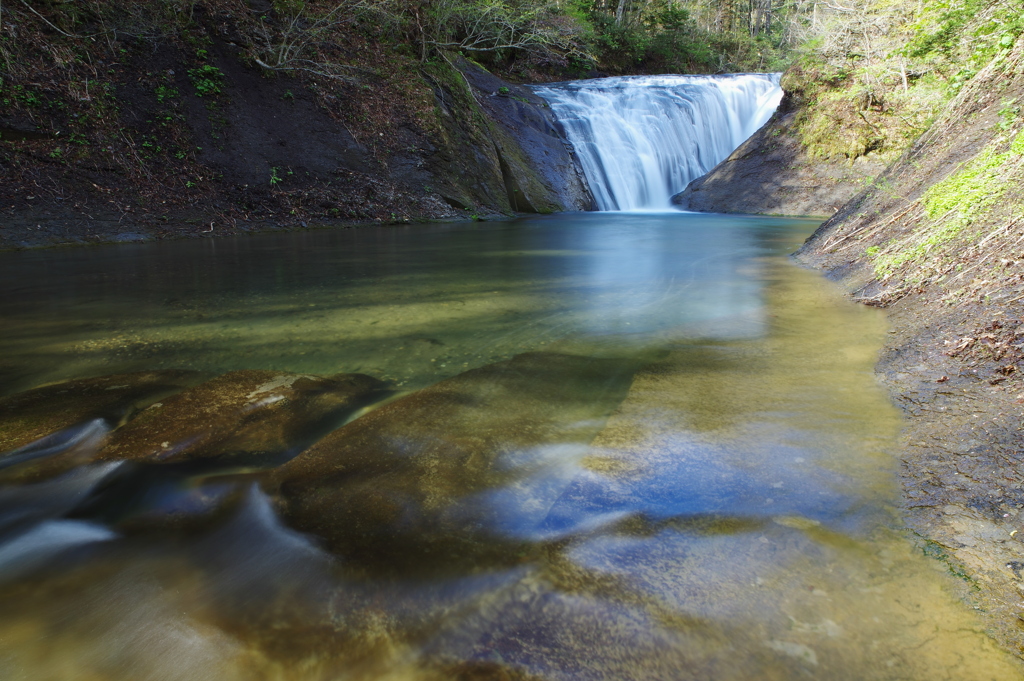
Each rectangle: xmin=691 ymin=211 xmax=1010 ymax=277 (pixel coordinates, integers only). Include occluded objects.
xmin=532 ymin=74 xmax=783 ymax=211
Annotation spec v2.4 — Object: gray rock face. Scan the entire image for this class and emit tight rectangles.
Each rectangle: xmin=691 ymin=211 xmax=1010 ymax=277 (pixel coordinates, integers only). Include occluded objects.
xmin=459 ymin=61 xmax=595 ymax=213
xmin=177 ymin=43 xmax=371 ymax=188
xmin=672 ymin=109 xmax=883 ymax=218
xmin=1 ymin=49 xmax=595 ymax=251
xmin=414 ymin=57 xmax=595 ymax=215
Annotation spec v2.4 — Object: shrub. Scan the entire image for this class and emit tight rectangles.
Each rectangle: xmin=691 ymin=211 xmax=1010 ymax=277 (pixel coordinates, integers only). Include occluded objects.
xmin=188 ymin=65 xmax=224 ymax=97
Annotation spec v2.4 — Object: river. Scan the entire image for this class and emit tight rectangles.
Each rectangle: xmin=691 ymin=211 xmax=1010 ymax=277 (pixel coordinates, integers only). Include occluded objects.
xmin=0 ymin=212 xmax=1018 ymax=680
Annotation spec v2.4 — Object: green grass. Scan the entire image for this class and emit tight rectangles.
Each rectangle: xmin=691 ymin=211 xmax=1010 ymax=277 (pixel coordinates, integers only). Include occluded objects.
xmin=188 ymin=65 xmax=224 ymax=97
xmin=923 ymin=145 xmax=1010 ymax=219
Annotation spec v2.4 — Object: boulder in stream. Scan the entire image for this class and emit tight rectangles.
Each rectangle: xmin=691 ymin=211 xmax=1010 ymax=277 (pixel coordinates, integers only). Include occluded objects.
xmin=97 ymin=370 xmax=387 ymax=466
xmin=267 ymin=352 xmax=638 ymax=576
xmin=0 ymin=371 xmax=206 ymax=477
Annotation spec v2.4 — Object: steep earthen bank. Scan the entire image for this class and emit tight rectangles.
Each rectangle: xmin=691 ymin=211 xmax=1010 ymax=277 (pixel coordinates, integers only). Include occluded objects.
xmin=711 ymin=40 xmax=1024 ymax=655
xmin=1 ymin=9 xmax=593 ymax=250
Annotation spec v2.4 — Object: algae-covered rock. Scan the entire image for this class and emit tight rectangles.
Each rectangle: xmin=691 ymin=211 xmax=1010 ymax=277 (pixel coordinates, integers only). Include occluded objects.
xmin=268 ymin=352 xmax=636 ymax=575
xmin=98 ymin=370 xmax=387 ymax=465
xmin=0 ymin=371 xmax=205 ymax=458
xmin=414 ymin=57 xmax=594 ymax=217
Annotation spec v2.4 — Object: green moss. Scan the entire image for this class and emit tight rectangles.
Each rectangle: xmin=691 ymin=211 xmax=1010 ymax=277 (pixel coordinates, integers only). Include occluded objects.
xmin=997 ymin=97 xmax=1019 ymax=131
xmin=873 ymin=221 xmax=966 ymax=275
xmin=920 ymin=538 xmax=980 ymax=590
xmin=788 ymin=53 xmax=949 ymax=162
xmin=1010 ymin=129 xmax=1024 ymax=155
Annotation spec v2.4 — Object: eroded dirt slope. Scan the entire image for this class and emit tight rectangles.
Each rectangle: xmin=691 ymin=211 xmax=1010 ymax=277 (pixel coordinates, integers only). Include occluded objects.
xmin=797 ymin=36 xmax=1024 ymax=656
xmin=0 ymin=7 xmax=592 ymax=250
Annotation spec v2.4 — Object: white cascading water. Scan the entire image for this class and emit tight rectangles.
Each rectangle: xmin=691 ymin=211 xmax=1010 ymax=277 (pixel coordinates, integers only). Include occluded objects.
xmin=532 ymin=74 xmax=783 ymax=211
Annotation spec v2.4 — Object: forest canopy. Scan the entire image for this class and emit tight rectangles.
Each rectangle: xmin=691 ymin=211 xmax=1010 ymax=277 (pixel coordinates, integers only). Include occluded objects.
xmin=0 ymin=0 xmax=812 ymax=79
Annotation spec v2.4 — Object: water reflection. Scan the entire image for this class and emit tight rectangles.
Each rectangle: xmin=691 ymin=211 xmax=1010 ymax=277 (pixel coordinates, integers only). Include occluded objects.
xmin=0 ymin=213 xmax=778 ymax=395
xmin=0 ymin=214 xmax=1019 ymax=679
xmin=575 ymin=217 xmax=768 ymax=339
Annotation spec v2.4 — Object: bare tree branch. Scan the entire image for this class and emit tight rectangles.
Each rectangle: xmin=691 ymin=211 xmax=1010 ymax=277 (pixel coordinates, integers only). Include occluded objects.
xmin=17 ymin=0 xmax=110 ymax=39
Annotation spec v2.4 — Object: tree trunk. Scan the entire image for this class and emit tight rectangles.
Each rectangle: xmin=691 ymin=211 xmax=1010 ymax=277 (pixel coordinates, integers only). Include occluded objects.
xmin=615 ymin=0 xmax=629 ymax=25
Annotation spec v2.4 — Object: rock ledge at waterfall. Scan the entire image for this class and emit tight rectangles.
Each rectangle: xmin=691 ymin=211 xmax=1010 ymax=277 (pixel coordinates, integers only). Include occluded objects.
xmin=534 ymin=74 xmax=782 ymax=211
xmin=672 ymin=93 xmax=884 ymax=218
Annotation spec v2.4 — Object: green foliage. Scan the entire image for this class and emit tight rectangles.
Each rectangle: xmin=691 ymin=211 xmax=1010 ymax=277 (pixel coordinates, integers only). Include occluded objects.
xmin=1011 ymin=129 xmax=1024 ymax=155
xmin=5 ymin=84 xmax=41 ymax=107
xmin=874 ymin=221 xmax=966 ymax=276
xmin=998 ymin=97 xmax=1019 ymax=131
xmin=782 ymin=0 xmax=1024 ymax=162
xmin=274 ymin=0 xmax=307 ymax=13
xmin=903 ymin=0 xmax=1024 ymax=94
xmin=590 ymin=12 xmax=651 ymax=66
xmin=188 ymin=65 xmax=224 ymax=97
xmin=154 ymin=85 xmax=179 ymax=102
xmin=923 ymin=145 xmax=1009 ymax=219
xmin=577 ymin=0 xmax=790 ymax=74
xmin=872 ymin=140 xmax=1022 ymax=277
xmin=904 ymin=0 xmax=984 ymax=59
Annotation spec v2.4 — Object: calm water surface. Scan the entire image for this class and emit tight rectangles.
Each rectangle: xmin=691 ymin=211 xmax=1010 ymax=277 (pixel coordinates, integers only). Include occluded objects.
xmin=0 ymin=213 xmax=1019 ymax=680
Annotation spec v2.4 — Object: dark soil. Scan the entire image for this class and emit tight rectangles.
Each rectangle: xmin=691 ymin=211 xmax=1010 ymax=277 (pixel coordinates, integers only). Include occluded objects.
xmin=0 ymin=14 xmax=592 ymax=251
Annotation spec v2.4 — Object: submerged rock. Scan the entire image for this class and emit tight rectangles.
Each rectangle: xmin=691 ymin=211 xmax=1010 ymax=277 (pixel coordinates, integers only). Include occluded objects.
xmin=0 ymin=371 xmax=205 ymax=466
xmin=268 ymin=352 xmax=637 ymax=575
xmin=98 ymin=370 xmax=387 ymax=466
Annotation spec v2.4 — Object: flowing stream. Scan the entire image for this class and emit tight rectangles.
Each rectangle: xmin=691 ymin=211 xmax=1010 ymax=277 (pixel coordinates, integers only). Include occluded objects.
xmin=0 ymin=72 xmax=1021 ymax=680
